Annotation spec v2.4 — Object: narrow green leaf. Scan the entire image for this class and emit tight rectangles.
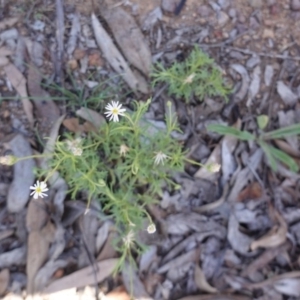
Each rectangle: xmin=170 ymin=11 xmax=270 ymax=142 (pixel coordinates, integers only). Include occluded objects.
xmin=207 ymin=124 xmax=255 ymax=141
xmin=268 ymin=145 xmax=299 ymax=172
xmin=262 ymin=123 xmax=300 ymax=140
xmin=257 ymin=115 xmax=269 ymax=130
xmin=259 ymin=141 xmax=278 ymax=171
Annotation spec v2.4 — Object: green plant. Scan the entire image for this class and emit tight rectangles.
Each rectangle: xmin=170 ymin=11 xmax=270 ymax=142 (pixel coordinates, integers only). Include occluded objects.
xmin=151 ymin=46 xmax=231 ymax=102
xmin=207 ymin=116 xmax=300 ymax=172
xmin=3 ymin=100 xmax=214 ymax=273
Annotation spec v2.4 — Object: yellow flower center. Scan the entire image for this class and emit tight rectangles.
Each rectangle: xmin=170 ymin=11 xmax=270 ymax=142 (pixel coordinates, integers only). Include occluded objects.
xmin=36 ymin=187 xmax=42 ymax=193
xmin=112 ymin=108 xmax=119 ymax=115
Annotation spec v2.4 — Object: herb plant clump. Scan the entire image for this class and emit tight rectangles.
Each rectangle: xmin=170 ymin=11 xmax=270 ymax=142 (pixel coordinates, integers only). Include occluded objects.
xmin=36 ymin=100 xmax=188 ymax=270
xmin=151 ymin=46 xmax=230 ymax=102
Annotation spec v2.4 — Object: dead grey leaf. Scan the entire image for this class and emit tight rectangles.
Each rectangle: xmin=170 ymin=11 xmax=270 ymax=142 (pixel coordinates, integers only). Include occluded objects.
xmin=0 ymin=46 xmax=13 ymax=56
xmin=0 ymin=17 xmax=19 ymax=31
xmin=0 ymin=28 xmax=18 ymax=44
xmin=27 ymin=64 xmax=61 ymax=138
xmin=3 ymin=134 xmax=35 ymax=213
xmin=27 ymin=222 xmax=55 ymax=294
xmin=227 ymin=149 xmax=263 ymax=203
xmin=250 ymin=210 xmax=287 ymax=251
xmin=0 ymin=269 xmax=10 ymax=296
xmin=34 ymin=259 xmax=69 ymax=293
xmin=227 ymin=214 xmax=254 ymax=255
xmin=43 ymin=258 xmax=118 ymax=294
xmin=264 ymin=65 xmax=274 ymax=87
xmin=78 ymin=209 xmax=99 ymax=268
xmin=0 ymin=56 xmax=9 ymax=66
xmin=246 ymin=66 xmax=261 ymax=107
xmin=139 ymin=245 xmax=158 ymax=274
xmin=194 ymin=144 xmax=221 ymax=181
xmin=277 ymin=81 xmax=298 ymax=106
xmin=26 ymin=198 xmax=48 ymax=232
xmin=0 ymin=229 xmax=14 ymax=241
xmin=91 ymin=13 xmax=147 ymax=94
xmin=96 ymin=221 xmax=112 ymax=254
xmin=76 ymin=107 xmax=106 ymax=129
xmin=122 ymin=262 xmax=152 ymax=299
xmin=24 ymin=38 xmax=44 ymax=67
xmin=4 ymin=63 xmax=34 ymax=126
xmin=0 ymin=247 xmax=26 ymax=268
xmin=142 ymin=7 xmax=163 ymax=31
xmin=67 ymin=14 xmax=80 ymax=56
xmin=14 ymin=37 xmax=26 ymax=73
xmin=230 ymin=64 xmax=250 ymax=102
xmin=158 ymin=249 xmax=198 ymax=274
xmin=277 ymin=110 xmax=299 ymax=152
xmin=101 ymin=6 xmax=152 ymax=76
xmin=273 ymin=278 xmax=300 ymax=297
xmin=194 ymin=264 xmax=218 ymax=294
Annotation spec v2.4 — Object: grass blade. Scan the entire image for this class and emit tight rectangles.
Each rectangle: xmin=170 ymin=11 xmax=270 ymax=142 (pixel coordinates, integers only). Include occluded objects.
xmin=262 ymin=123 xmax=300 ymax=139
xmin=207 ymin=124 xmax=255 ymax=141
xmin=259 ymin=141 xmax=278 ymax=171
xmin=268 ymin=145 xmax=299 ymax=172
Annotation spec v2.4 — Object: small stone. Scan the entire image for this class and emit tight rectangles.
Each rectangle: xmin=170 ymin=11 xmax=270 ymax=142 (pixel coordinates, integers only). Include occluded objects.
xmin=249 ymin=16 xmax=260 ymax=30
xmin=218 ymin=11 xmax=229 ymax=26
xmin=162 ymin=0 xmax=179 ymax=13
xmin=67 ymin=59 xmax=78 ymax=70
xmin=228 ymin=8 xmax=237 ymax=18
xmin=291 ymin=11 xmax=300 ymax=19
xmin=291 ymin=0 xmax=300 ymax=11
xmin=198 ymin=5 xmax=214 ymax=18
xmin=218 ymin=0 xmax=231 ymax=9
xmin=248 ymin=0 xmax=263 ymax=8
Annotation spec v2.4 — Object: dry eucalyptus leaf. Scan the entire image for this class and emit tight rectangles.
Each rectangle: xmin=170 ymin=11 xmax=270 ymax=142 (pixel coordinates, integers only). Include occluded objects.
xmin=227 ymin=149 xmax=263 ymax=203
xmin=273 ymin=278 xmax=300 ymax=297
xmin=0 ymin=17 xmax=19 ymax=31
xmin=26 ymin=198 xmax=48 ymax=232
xmin=26 ymin=222 xmax=55 ymax=294
xmin=63 ymin=118 xmax=84 ymax=133
xmin=43 ymin=258 xmax=118 ymax=294
xmin=0 ymin=46 xmax=13 ymax=56
xmin=277 ymin=81 xmax=298 ymax=106
xmin=34 ymin=259 xmax=69 ymax=293
xmin=0 ymin=229 xmax=14 ymax=241
xmin=250 ymin=211 xmax=287 ymax=251
xmin=0 ymin=247 xmax=26 ymax=268
xmin=246 ymin=65 xmax=261 ymax=107
xmin=91 ymin=13 xmax=147 ymax=94
xmin=78 ymin=210 xmax=99 ymax=268
xmin=227 ymin=214 xmax=253 ymax=255
xmin=157 ymin=249 xmax=198 ymax=274
xmin=76 ymin=107 xmax=106 ymax=129
xmin=4 ymin=63 xmax=34 ymax=126
xmin=194 ymin=264 xmax=218 ymax=294
xmin=101 ymin=6 xmax=152 ymax=76
xmin=0 ymin=269 xmax=10 ymax=296
xmin=96 ymin=221 xmax=112 ymax=254
xmin=4 ymin=134 xmax=35 ymax=213
xmin=27 ymin=64 xmax=61 ymax=138
xmin=230 ymin=64 xmax=250 ymax=102
xmin=194 ymin=144 xmax=221 ymax=182
xmin=122 ymin=262 xmax=152 ymax=300
xmin=139 ymin=245 xmax=158 ymax=274
xmin=67 ymin=14 xmax=80 ymax=57
xmin=177 ymin=295 xmax=252 ymax=300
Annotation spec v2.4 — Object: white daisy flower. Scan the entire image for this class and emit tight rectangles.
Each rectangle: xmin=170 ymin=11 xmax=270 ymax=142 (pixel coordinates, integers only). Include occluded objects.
xmin=0 ymin=155 xmax=16 ymax=166
xmin=147 ymin=223 xmax=156 ymax=234
xmin=153 ymin=151 xmax=169 ymax=165
xmin=104 ymin=101 xmax=126 ymax=122
xmin=119 ymin=144 xmax=129 ymax=157
xmin=123 ymin=230 xmax=135 ymax=248
xmin=30 ymin=181 xmax=49 ymax=199
xmin=66 ymin=138 xmax=83 ymax=156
